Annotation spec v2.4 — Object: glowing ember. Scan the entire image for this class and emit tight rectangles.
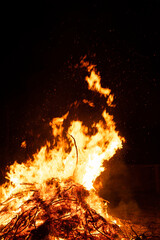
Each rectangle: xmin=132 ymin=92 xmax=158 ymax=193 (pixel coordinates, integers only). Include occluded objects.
xmin=0 ymin=59 xmax=126 ymax=239
xmin=0 ymin=179 xmax=125 ymax=239
xmin=21 ymin=141 xmax=27 ymax=149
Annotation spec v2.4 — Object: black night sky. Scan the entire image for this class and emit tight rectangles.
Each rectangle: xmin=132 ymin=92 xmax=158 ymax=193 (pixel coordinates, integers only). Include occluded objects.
xmin=0 ymin=1 xmax=160 ymax=182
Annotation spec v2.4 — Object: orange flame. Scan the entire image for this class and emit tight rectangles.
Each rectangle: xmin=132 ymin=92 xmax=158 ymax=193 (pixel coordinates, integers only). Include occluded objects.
xmin=86 ymin=69 xmax=111 ymax=97
xmin=80 ymin=57 xmax=115 ymax=107
xmin=0 ymin=59 xmax=125 ymax=230
xmin=21 ymin=140 xmax=26 ymax=148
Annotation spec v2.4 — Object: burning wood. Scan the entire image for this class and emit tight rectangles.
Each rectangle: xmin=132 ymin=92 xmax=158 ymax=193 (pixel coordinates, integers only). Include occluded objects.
xmin=0 ymin=59 xmax=156 ymax=239
xmin=0 ymin=60 xmax=128 ymax=239
xmin=0 ymin=179 xmax=125 ymax=240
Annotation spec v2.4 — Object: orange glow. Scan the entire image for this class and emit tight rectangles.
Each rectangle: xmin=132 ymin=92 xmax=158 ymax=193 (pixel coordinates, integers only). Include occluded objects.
xmin=21 ymin=140 xmax=26 ymax=148
xmin=81 ymin=56 xmax=115 ymax=107
xmin=86 ymin=70 xmax=111 ymax=97
xmin=82 ymin=99 xmax=95 ymax=107
xmin=0 ymin=59 xmax=125 ymax=239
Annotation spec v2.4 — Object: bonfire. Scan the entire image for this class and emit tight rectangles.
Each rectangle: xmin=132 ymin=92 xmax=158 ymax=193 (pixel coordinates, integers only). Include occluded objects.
xmin=0 ymin=58 xmax=128 ymax=239
xmin=0 ymin=179 xmax=126 ymax=239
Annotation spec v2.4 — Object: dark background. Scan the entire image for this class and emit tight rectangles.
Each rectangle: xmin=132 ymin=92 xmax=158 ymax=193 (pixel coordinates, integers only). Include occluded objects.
xmin=0 ymin=1 xmax=160 ymax=184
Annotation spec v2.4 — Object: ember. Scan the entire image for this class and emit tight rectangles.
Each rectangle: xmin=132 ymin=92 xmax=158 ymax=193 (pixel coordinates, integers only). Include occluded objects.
xmin=0 ymin=59 xmax=127 ymax=239
xmin=0 ymin=179 xmax=125 ymax=239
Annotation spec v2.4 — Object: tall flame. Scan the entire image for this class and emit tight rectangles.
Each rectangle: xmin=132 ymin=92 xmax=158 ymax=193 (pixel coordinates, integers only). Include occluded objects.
xmin=0 ymin=59 xmax=125 ymax=226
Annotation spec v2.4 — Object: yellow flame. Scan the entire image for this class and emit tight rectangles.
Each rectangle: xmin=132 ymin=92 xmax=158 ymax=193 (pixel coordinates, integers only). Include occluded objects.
xmin=81 ymin=57 xmax=115 ymax=106
xmin=86 ymin=70 xmax=111 ymax=97
xmin=0 ymin=59 xmax=125 ymax=231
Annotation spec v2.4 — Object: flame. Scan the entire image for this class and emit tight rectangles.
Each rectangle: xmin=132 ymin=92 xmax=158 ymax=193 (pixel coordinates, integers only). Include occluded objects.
xmin=82 ymin=99 xmax=95 ymax=107
xmin=80 ymin=57 xmax=115 ymax=106
xmin=85 ymin=69 xmax=111 ymax=97
xmin=21 ymin=140 xmax=26 ymax=148
xmin=67 ymin=109 xmax=124 ymax=190
xmin=0 ymin=59 xmax=125 ymax=238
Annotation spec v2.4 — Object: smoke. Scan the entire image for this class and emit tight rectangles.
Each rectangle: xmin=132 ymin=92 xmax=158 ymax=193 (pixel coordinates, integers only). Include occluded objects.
xmin=97 ymin=150 xmax=141 ymax=221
